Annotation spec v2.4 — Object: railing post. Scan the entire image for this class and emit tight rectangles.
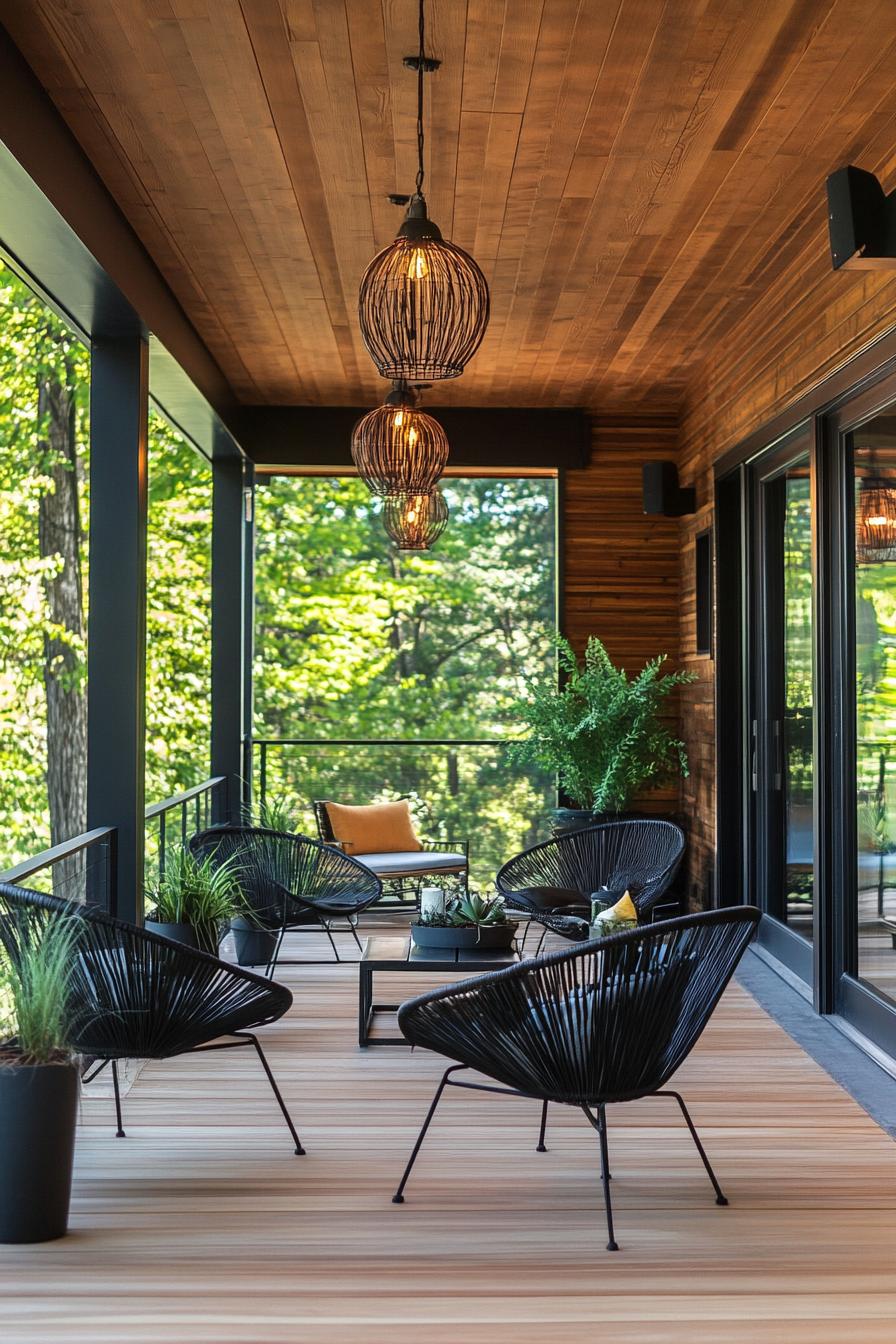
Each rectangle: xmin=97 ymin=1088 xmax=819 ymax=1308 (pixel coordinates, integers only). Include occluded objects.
xmin=211 ymin=447 xmax=249 ymax=824
xmin=86 ymin=332 xmax=148 ymax=924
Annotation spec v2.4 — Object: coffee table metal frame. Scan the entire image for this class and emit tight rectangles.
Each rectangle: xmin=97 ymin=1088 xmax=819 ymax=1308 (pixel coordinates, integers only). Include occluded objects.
xmin=358 ymin=935 xmax=519 ymax=1046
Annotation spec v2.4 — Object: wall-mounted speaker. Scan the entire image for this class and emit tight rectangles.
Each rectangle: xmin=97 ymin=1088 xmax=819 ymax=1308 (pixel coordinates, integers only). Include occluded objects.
xmin=642 ymin=461 xmax=696 ymax=517
xmin=826 ymin=165 xmax=896 ymax=270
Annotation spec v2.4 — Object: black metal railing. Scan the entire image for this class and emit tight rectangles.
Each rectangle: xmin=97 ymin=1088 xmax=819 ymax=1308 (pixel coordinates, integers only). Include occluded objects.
xmin=249 ymin=737 xmax=554 ymax=885
xmin=144 ymin=776 xmax=228 ymax=883
xmin=0 ymin=827 xmax=115 ymax=910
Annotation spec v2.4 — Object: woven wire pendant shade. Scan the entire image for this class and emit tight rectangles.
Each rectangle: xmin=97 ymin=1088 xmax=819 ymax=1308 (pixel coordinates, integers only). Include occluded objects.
xmin=359 ymin=198 xmax=489 ymax=382
xmin=856 ymin=475 xmax=896 ymax=563
xmin=383 ymin=489 xmax=448 ymax=551
xmin=351 ymin=387 xmax=448 ymax=496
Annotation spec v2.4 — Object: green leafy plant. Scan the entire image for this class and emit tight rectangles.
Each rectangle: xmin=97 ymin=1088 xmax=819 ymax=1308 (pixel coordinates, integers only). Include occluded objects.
xmin=256 ymin=792 xmax=302 ymax=834
xmin=146 ymin=847 xmax=243 ymax=927
xmin=0 ymin=913 xmax=79 ymax=1065
xmin=506 ymin=634 xmax=696 ymax=813
xmin=416 ymin=889 xmax=510 ymax=929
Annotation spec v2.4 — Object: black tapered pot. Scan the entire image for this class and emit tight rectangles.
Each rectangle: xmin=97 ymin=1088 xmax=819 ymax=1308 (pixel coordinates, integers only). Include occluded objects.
xmin=230 ymin=915 xmax=279 ymax=967
xmin=550 ymin=807 xmax=602 ymax=836
xmin=145 ymin=918 xmax=220 ymax=955
xmin=0 ymin=1058 xmax=79 ymax=1243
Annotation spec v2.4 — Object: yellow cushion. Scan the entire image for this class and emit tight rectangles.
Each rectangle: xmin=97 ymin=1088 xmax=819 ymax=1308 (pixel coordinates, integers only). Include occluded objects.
xmin=610 ymin=890 xmax=638 ymax=922
xmin=323 ymin=799 xmax=422 ymax=857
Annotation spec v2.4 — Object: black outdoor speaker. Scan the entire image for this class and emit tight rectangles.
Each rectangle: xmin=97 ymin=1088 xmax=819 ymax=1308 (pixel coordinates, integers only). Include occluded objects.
xmin=826 ymin=165 xmax=896 ymax=270
xmin=642 ymin=461 xmax=696 ymax=517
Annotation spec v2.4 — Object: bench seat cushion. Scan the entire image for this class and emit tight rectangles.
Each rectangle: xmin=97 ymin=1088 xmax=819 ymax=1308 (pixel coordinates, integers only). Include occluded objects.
xmin=354 ymin=850 xmax=467 ymax=877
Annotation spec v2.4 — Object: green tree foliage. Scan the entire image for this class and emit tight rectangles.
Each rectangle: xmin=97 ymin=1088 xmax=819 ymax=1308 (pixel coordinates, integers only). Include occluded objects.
xmin=0 ymin=264 xmax=89 ymax=873
xmin=144 ymin=410 xmax=212 ymax=806
xmin=253 ymin=476 xmax=557 ymax=882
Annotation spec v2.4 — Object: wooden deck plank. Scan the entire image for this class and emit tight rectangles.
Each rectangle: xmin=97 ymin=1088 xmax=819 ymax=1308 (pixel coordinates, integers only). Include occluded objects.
xmin=2 ymin=927 xmax=895 ymax=1343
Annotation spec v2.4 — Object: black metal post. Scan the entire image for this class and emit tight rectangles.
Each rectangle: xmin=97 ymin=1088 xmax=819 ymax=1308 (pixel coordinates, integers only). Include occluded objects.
xmin=86 ymin=334 xmax=148 ymax=924
xmin=211 ymin=452 xmax=247 ymax=824
xmin=242 ymin=464 xmax=255 ymax=820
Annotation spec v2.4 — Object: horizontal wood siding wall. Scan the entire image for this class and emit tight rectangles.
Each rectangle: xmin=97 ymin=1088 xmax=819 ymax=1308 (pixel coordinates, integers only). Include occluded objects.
xmin=678 ymin=255 xmax=896 ymax=908
xmin=562 ymin=416 xmax=684 ymax=830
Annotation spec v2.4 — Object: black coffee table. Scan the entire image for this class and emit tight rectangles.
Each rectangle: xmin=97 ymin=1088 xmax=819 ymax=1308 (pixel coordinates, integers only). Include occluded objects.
xmin=358 ymin=935 xmax=520 ymax=1046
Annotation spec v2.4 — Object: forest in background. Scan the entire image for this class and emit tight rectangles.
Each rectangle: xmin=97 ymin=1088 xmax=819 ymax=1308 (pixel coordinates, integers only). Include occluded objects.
xmin=0 ymin=262 xmax=211 ymax=876
xmin=253 ymin=475 xmax=556 ymax=883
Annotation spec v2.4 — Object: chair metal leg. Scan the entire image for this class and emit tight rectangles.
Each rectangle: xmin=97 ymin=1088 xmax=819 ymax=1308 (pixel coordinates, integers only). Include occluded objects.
xmin=111 ymin=1059 xmax=126 ymax=1138
xmin=322 ymin=918 xmax=341 ymax=963
xmin=656 ymin=1089 xmax=728 ymax=1206
xmin=536 ymin=1099 xmax=548 ymax=1152
xmin=238 ymin=1032 xmax=305 ymax=1155
xmin=582 ymin=1105 xmax=618 ymax=1250
xmin=266 ymin=926 xmax=286 ymax=979
xmin=349 ymin=917 xmax=364 ymax=954
xmin=393 ymin=1065 xmax=466 ymax=1204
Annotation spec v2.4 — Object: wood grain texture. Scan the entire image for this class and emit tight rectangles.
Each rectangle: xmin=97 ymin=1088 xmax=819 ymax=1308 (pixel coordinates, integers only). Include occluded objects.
xmin=6 ymin=1 xmax=896 ymax=411
xmin=1 ymin=929 xmax=894 ymax=1343
xmin=563 ymin=417 xmax=683 ymax=824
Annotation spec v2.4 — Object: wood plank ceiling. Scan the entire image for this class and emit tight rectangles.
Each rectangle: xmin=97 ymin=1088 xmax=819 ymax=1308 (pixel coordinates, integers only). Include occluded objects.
xmin=4 ymin=0 xmax=896 ymax=410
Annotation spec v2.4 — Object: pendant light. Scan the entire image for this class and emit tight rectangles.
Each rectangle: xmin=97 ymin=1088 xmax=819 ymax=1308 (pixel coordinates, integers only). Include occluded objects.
xmin=351 ymin=382 xmax=448 ymax=496
xmin=856 ymin=446 xmax=896 ymax=564
xmin=383 ymin=489 xmax=449 ymax=551
xmin=358 ymin=0 xmax=489 ymax=382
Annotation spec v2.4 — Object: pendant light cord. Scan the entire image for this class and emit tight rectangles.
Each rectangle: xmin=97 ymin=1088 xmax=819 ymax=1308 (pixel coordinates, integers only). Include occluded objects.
xmin=416 ymin=0 xmax=426 ymax=196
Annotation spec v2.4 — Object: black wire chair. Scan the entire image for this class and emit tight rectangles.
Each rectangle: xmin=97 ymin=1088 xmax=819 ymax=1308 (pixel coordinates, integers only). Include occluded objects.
xmin=496 ymin=819 xmax=686 ymax=950
xmin=0 ymin=881 xmax=304 ymax=1153
xmin=190 ymin=825 xmax=383 ymax=972
xmin=392 ymin=907 xmax=760 ymax=1250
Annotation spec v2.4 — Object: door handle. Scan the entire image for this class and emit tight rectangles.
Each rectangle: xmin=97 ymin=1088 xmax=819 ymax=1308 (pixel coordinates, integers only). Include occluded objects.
xmin=772 ymin=719 xmax=782 ymax=791
xmin=751 ymin=720 xmax=758 ymax=792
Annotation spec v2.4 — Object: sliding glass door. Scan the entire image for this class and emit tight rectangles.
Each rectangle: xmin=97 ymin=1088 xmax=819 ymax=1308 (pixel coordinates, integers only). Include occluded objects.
xmin=751 ymin=433 xmax=815 ymax=980
xmin=843 ymin=413 xmax=896 ymax=1033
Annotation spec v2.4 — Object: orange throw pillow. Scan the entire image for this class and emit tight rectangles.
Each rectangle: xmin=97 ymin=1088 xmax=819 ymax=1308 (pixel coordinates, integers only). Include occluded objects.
xmin=323 ymin=799 xmax=422 ymax=857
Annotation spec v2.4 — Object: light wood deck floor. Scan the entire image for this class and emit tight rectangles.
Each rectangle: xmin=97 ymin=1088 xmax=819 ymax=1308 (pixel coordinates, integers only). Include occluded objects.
xmin=2 ymin=928 xmax=896 ymax=1344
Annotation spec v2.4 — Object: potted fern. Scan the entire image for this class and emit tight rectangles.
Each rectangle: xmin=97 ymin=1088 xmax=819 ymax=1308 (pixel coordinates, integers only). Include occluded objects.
xmin=0 ymin=911 xmax=80 ymax=1242
xmin=507 ymin=634 xmax=696 ymax=834
xmin=145 ymin=846 xmax=242 ymax=955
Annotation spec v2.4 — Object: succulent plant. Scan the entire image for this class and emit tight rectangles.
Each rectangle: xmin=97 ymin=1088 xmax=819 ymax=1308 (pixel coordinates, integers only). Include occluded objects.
xmin=448 ymin=891 xmax=508 ymax=927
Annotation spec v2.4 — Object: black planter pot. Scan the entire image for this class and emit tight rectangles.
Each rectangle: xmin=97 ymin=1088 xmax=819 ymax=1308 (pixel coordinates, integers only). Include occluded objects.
xmin=145 ymin=918 xmax=220 ymax=955
xmin=230 ymin=916 xmax=279 ymax=967
xmin=410 ymin=922 xmax=518 ymax=952
xmin=551 ymin=807 xmax=602 ymax=836
xmin=0 ymin=1058 xmax=79 ymax=1243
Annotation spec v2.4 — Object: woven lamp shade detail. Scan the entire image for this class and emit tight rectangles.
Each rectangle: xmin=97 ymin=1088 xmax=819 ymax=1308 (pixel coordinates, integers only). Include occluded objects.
xmin=856 ymin=476 xmax=896 ymax=564
xmin=359 ymin=219 xmax=489 ymax=383
xmin=383 ymin=490 xmax=449 ymax=551
xmin=351 ymin=396 xmax=448 ymax=497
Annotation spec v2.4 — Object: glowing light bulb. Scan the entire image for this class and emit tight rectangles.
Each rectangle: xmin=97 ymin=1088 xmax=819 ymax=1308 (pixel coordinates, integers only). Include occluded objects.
xmin=407 ymin=248 xmax=429 ymax=280
xmin=392 ymin=410 xmax=404 ymax=429
xmin=408 ymin=426 xmax=418 ymax=448
xmin=407 ymin=506 xmax=418 ymax=523
xmin=868 ymin=515 xmax=889 ymax=526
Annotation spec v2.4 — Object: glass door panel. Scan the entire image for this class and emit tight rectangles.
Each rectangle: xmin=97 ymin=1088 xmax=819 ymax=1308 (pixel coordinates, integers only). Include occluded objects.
xmin=852 ymin=421 xmax=896 ymax=1006
xmin=754 ymin=445 xmax=815 ymax=955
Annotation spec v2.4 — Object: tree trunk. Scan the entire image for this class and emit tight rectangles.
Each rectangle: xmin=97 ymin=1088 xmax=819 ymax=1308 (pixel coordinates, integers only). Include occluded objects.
xmin=38 ymin=375 xmax=87 ymax=900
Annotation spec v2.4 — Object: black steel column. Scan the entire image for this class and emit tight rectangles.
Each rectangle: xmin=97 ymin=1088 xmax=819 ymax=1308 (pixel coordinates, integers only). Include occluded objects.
xmin=241 ymin=464 xmax=256 ymax=819
xmin=86 ymin=334 xmax=149 ymax=923
xmin=211 ymin=452 xmax=248 ymax=822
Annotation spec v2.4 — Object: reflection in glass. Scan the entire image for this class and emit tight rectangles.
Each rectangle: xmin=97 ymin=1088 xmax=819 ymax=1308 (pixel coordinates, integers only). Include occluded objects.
xmin=782 ymin=467 xmax=814 ymax=938
xmin=854 ymin=427 xmax=896 ymax=1004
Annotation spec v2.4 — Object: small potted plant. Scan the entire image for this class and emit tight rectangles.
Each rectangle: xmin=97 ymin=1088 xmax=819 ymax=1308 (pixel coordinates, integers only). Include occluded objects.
xmin=145 ymin=846 xmax=242 ymax=955
xmin=0 ymin=911 xmax=80 ymax=1242
xmin=507 ymin=634 xmax=696 ymax=834
xmin=411 ymin=889 xmax=518 ymax=951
